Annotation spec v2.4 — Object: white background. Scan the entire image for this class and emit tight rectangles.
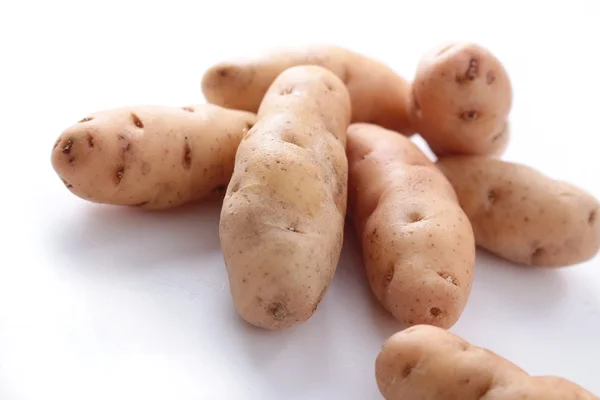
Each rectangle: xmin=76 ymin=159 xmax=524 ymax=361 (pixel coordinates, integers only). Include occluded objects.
xmin=1 ymin=1 xmax=599 ymax=399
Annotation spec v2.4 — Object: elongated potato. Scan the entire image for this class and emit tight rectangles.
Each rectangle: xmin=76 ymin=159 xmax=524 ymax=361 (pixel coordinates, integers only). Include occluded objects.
xmin=219 ymin=66 xmax=351 ymax=329
xmin=436 ymin=156 xmax=600 ymax=266
xmin=410 ymin=42 xmax=512 ymax=156
xmin=376 ymin=325 xmax=599 ymax=400
xmin=347 ymin=123 xmax=475 ymax=329
xmin=202 ymin=44 xmax=412 ymax=135
xmin=51 ymin=104 xmax=255 ymax=210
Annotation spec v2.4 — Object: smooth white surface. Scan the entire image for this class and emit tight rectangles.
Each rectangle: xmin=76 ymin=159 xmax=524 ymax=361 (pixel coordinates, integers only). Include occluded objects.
xmin=1 ymin=1 xmax=600 ymax=399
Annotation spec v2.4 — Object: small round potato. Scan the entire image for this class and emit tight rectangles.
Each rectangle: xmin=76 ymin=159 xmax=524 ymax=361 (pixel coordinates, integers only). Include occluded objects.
xmin=411 ymin=42 xmax=512 ymax=156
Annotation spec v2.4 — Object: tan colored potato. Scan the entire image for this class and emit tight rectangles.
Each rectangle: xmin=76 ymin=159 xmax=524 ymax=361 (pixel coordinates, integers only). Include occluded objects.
xmin=410 ymin=42 xmax=512 ymax=156
xmin=51 ymin=104 xmax=256 ymax=210
xmin=202 ymin=44 xmax=412 ymax=135
xmin=376 ymin=325 xmax=599 ymax=400
xmin=347 ymin=123 xmax=475 ymax=329
xmin=436 ymin=156 xmax=600 ymax=267
xmin=219 ymin=65 xmax=351 ymax=329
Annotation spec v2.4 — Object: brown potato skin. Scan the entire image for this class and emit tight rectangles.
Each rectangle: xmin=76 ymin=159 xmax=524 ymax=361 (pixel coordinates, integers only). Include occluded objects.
xmin=376 ymin=325 xmax=599 ymax=400
xmin=51 ymin=104 xmax=256 ymax=210
xmin=410 ymin=42 xmax=512 ymax=156
xmin=347 ymin=123 xmax=475 ymax=329
xmin=219 ymin=66 xmax=351 ymax=330
xmin=202 ymin=44 xmax=412 ymax=135
xmin=436 ymin=156 xmax=600 ymax=267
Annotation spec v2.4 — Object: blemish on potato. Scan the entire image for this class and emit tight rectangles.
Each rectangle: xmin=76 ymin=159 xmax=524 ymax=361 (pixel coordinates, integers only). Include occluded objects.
xmin=87 ymin=133 xmax=94 ymax=148
xmin=280 ymin=132 xmax=304 ymax=148
xmin=131 ymin=201 xmax=149 ymax=207
xmin=267 ymin=302 xmax=288 ymax=321
xmin=78 ymin=116 xmax=94 ymax=123
xmin=487 ymin=189 xmax=499 ymax=205
xmin=486 ymin=70 xmax=496 ymax=84
xmin=61 ymin=178 xmax=73 ymax=189
xmin=438 ymin=272 xmax=459 ymax=287
xmin=130 ymin=113 xmax=144 ymax=128
xmin=402 ymin=363 xmax=415 ymax=378
xmin=182 ymin=106 xmax=194 ymax=112
xmin=407 ymin=211 xmax=423 ymax=223
xmin=589 ymin=209 xmax=597 ymax=225
xmin=531 ymin=246 xmax=546 ymax=263
xmin=456 ymin=58 xmax=479 ymax=83
xmin=117 ymin=134 xmax=132 ymax=152
xmin=229 ymin=179 xmax=241 ymax=193
xmin=68 ymin=156 xmax=75 ymax=165
xmin=383 ymin=264 xmax=395 ymax=288
xmin=183 ymin=140 xmax=192 ymax=170
xmin=62 ymin=139 xmax=73 ymax=154
xmin=287 ymin=223 xmax=300 ymax=233
xmin=460 ymin=110 xmax=479 ymax=121
xmin=429 ymin=307 xmax=443 ymax=317
xmin=115 ymin=166 xmax=125 ymax=184
xmin=280 ymin=86 xmax=294 ymax=95
xmin=217 ymin=67 xmax=230 ymax=78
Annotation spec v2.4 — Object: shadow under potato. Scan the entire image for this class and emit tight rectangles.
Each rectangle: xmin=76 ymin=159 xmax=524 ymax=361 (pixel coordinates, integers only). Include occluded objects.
xmin=465 ymin=248 xmax=568 ymax=320
xmin=47 ymin=197 xmax=225 ymax=279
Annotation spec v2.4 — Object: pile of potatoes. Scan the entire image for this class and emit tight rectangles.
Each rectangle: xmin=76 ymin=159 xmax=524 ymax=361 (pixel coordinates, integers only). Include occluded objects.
xmin=51 ymin=42 xmax=600 ymax=399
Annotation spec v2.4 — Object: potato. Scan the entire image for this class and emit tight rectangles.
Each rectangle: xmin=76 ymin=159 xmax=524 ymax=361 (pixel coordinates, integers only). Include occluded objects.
xmin=219 ymin=65 xmax=351 ymax=329
xmin=51 ymin=104 xmax=256 ymax=210
xmin=436 ymin=156 xmax=600 ymax=267
xmin=346 ymin=123 xmax=475 ymax=329
xmin=410 ymin=42 xmax=512 ymax=156
xmin=202 ymin=44 xmax=412 ymax=135
xmin=376 ymin=325 xmax=599 ymax=400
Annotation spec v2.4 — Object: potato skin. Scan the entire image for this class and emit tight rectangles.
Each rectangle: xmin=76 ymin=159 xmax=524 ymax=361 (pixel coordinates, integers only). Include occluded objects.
xmin=376 ymin=325 xmax=599 ymax=400
xmin=219 ymin=65 xmax=351 ymax=329
xmin=51 ymin=104 xmax=256 ymax=210
xmin=436 ymin=156 xmax=600 ymax=267
xmin=202 ymin=44 xmax=412 ymax=135
xmin=346 ymin=123 xmax=475 ymax=329
xmin=410 ymin=42 xmax=512 ymax=156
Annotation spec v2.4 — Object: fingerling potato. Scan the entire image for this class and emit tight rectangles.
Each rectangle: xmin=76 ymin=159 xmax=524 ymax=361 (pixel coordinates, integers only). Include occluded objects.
xmin=219 ymin=65 xmax=351 ymax=329
xmin=436 ymin=156 xmax=600 ymax=266
xmin=202 ymin=44 xmax=412 ymax=135
xmin=51 ymin=104 xmax=256 ymax=209
xmin=347 ymin=123 xmax=475 ymax=329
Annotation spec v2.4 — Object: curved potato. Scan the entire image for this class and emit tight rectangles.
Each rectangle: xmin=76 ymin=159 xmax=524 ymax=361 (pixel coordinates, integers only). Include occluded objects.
xmin=436 ymin=156 xmax=600 ymax=266
xmin=51 ymin=104 xmax=256 ymax=210
xmin=219 ymin=65 xmax=351 ymax=329
xmin=376 ymin=325 xmax=599 ymax=400
xmin=347 ymin=123 xmax=475 ymax=329
xmin=202 ymin=44 xmax=412 ymax=135
xmin=410 ymin=42 xmax=512 ymax=156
